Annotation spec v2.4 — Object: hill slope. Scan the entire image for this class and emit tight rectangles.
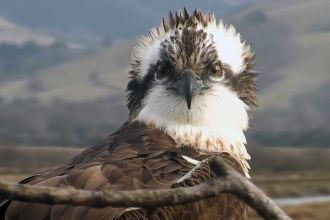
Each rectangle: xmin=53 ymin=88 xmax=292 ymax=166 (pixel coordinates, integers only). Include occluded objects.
xmin=0 ymin=16 xmax=80 ymax=48
xmin=221 ymin=0 xmax=330 ymax=146
xmin=0 ymin=40 xmax=134 ymax=102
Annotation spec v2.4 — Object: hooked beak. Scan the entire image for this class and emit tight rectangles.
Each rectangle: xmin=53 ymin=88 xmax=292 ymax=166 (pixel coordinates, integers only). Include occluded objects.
xmin=177 ymin=70 xmax=199 ymax=110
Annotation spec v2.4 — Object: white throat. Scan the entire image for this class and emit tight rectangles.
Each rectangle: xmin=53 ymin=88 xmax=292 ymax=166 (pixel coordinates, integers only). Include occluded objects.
xmin=135 ymin=83 xmax=251 ymax=177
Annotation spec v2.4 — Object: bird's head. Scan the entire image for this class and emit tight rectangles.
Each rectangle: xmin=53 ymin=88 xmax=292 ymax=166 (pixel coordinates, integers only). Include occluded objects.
xmin=126 ymin=9 xmax=258 ymax=172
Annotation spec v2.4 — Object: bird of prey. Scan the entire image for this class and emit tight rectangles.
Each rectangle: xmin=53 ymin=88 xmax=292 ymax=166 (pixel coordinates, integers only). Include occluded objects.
xmin=0 ymin=8 xmax=258 ymax=220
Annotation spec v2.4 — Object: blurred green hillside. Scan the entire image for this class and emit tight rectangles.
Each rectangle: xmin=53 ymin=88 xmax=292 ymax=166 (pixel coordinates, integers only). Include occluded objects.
xmin=237 ymin=0 xmax=330 ymax=147
xmin=0 ymin=40 xmax=133 ymax=102
xmin=0 ymin=0 xmax=329 ymax=147
xmin=0 ymin=40 xmax=132 ymax=146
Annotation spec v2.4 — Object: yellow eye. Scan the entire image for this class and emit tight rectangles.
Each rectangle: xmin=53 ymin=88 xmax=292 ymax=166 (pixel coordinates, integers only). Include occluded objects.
xmin=211 ymin=65 xmax=221 ymax=75
xmin=157 ymin=65 xmax=167 ymax=78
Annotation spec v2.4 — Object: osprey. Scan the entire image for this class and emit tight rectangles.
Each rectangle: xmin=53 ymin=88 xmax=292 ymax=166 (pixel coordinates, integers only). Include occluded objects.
xmin=0 ymin=8 xmax=258 ymax=220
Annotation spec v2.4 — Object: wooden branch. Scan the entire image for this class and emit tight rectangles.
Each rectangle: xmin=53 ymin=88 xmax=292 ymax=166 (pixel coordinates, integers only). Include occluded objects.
xmin=0 ymin=156 xmax=291 ymax=220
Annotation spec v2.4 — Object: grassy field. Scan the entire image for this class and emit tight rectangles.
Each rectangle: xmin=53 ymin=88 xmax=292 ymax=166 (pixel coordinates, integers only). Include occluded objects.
xmin=249 ymin=201 xmax=330 ymax=220
xmin=0 ymin=146 xmax=83 ymax=175
xmin=248 ymin=144 xmax=330 ymax=174
xmin=253 ymin=173 xmax=330 ymax=198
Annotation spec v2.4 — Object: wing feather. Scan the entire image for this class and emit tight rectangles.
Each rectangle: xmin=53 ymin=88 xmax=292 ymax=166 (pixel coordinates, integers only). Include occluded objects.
xmin=1 ymin=122 xmax=247 ymax=220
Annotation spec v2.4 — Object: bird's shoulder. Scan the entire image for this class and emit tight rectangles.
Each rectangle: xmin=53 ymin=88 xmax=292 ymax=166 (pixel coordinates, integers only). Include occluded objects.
xmin=19 ymin=122 xmax=201 ymax=189
xmin=1 ymin=122 xmax=205 ymax=219
xmin=1 ymin=121 xmax=247 ymax=220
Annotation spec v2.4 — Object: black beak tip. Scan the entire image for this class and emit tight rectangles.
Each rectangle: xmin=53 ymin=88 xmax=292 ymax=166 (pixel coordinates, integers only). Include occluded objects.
xmin=186 ymin=94 xmax=192 ymax=110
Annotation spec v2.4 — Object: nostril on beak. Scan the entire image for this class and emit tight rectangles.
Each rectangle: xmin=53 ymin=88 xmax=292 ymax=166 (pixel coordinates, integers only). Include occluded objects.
xmin=177 ymin=76 xmax=182 ymax=83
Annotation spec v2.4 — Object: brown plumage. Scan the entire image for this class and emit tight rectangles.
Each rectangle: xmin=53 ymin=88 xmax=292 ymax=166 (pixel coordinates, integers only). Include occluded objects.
xmin=0 ymin=8 xmax=259 ymax=220
xmin=0 ymin=122 xmax=247 ymax=220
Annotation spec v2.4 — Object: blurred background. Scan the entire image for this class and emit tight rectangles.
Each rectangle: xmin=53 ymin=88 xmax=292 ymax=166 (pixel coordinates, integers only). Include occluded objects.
xmin=0 ymin=0 xmax=329 ymax=219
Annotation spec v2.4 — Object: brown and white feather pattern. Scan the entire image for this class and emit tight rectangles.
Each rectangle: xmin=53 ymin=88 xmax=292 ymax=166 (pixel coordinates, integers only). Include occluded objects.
xmin=129 ymin=9 xmax=257 ymax=177
xmin=0 ymin=122 xmax=247 ymax=220
xmin=132 ymin=9 xmax=253 ymax=80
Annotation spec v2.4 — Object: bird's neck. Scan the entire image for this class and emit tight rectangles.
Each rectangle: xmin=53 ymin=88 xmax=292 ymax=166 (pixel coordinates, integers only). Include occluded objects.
xmin=134 ymin=117 xmax=251 ymax=177
xmin=138 ymin=118 xmax=250 ymax=177
xmin=134 ymin=84 xmax=251 ymax=177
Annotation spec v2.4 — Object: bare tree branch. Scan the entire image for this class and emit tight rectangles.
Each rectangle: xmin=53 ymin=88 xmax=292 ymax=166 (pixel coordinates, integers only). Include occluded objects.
xmin=0 ymin=156 xmax=291 ymax=220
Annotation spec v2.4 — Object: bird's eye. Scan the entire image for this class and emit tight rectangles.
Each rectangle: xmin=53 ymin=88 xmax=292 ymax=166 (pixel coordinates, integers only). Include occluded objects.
xmin=156 ymin=65 xmax=167 ymax=78
xmin=211 ymin=65 xmax=221 ymax=75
